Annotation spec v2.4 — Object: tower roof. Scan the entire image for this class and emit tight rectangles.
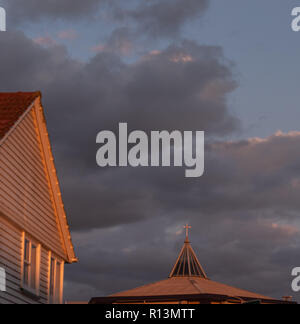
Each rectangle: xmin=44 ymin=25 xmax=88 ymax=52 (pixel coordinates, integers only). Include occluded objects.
xmin=169 ymin=225 xmax=207 ymax=278
xmin=90 ymin=224 xmax=291 ymax=304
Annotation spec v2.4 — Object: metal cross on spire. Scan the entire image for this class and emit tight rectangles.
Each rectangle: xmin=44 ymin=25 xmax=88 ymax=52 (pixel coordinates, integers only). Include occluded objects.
xmin=184 ymin=224 xmax=192 ymax=242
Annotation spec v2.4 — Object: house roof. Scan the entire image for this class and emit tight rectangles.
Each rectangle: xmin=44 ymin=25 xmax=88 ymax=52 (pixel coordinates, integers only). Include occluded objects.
xmin=0 ymin=91 xmax=77 ymax=263
xmin=0 ymin=92 xmax=41 ymax=140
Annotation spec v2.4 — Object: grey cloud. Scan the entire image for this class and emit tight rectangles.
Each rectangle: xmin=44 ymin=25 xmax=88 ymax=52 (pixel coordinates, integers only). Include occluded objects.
xmin=1 ymin=31 xmax=300 ymax=302
xmin=64 ymin=217 xmax=300 ymax=301
xmin=115 ymin=0 xmax=209 ymax=38
xmin=2 ymin=0 xmax=209 ymax=39
xmin=1 ymin=0 xmax=105 ymax=22
xmin=0 ymin=31 xmax=239 ymax=229
xmin=92 ymin=27 xmax=136 ymax=56
xmin=5 ymin=31 xmax=300 ymax=233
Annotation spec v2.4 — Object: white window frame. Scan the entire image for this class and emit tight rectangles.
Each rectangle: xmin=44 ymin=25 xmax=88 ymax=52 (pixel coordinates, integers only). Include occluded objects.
xmin=48 ymin=253 xmax=64 ymax=304
xmin=21 ymin=232 xmax=41 ymax=297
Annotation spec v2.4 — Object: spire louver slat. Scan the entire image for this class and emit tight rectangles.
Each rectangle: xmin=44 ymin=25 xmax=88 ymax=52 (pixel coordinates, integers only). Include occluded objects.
xmin=169 ymin=225 xmax=208 ymax=279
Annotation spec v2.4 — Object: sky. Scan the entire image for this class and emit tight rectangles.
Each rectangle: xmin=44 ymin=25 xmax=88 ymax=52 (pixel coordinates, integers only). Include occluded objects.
xmin=0 ymin=0 xmax=300 ymax=302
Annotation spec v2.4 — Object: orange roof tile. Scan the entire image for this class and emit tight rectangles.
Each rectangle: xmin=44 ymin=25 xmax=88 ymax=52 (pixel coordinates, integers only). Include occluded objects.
xmin=0 ymin=92 xmax=41 ymax=140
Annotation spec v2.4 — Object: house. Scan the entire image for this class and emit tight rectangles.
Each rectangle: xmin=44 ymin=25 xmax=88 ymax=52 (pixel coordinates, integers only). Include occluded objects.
xmin=0 ymin=92 xmax=77 ymax=304
xmin=90 ymin=225 xmax=295 ymax=305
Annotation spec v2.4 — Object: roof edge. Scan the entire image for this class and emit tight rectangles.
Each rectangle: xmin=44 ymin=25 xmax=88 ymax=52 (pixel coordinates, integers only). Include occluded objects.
xmin=33 ymin=97 xmax=77 ymax=263
xmin=89 ymin=293 xmax=296 ymax=305
xmin=0 ymin=91 xmax=77 ymax=262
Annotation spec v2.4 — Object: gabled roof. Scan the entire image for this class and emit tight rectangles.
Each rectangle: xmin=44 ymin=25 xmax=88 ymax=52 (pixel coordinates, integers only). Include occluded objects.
xmin=0 ymin=92 xmax=41 ymax=140
xmin=0 ymin=91 xmax=77 ymax=263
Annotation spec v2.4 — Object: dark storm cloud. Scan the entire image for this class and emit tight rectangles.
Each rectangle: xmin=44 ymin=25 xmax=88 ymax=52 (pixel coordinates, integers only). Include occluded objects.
xmin=62 ymin=131 xmax=300 ymax=301
xmin=92 ymin=27 xmax=136 ymax=56
xmin=114 ymin=0 xmax=209 ymax=38
xmin=1 ymin=0 xmax=209 ymax=39
xmin=63 ymin=217 xmax=300 ymax=301
xmin=0 ymin=30 xmax=240 ymax=230
xmin=1 ymin=30 xmax=300 ymax=302
xmin=62 ymin=130 xmax=300 ymax=231
xmin=3 ymin=31 xmax=300 ymax=232
xmin=1 ymin=0 xmax=105 ymax=22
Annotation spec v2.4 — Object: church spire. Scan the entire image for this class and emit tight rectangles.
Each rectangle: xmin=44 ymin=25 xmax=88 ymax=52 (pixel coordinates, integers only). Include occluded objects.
xmin=169 ymin=225 xmax=208 ymax=279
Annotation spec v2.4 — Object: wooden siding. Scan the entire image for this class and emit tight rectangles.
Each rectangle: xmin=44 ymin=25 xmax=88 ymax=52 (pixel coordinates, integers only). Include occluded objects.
xmin=0 ymin=108 xmax=66 ymax=258
xmin=0 ymin=105 xmax=68 ymax=304
xmin=0 ymin=215 xmax=49 ymax=304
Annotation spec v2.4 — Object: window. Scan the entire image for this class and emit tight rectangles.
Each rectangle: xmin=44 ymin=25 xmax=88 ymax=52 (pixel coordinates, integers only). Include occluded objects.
xmin=22 ymin=236 xmax=40 ymax=296
xmin=49 ymin=256 xmax=64 ymax=304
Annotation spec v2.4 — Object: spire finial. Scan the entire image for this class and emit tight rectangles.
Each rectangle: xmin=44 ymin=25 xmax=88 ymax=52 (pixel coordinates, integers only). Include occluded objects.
xmin=169 ymin=224 xmax=208 ymax=278
xmin=184 ymin=224 xmax=191 ymax=242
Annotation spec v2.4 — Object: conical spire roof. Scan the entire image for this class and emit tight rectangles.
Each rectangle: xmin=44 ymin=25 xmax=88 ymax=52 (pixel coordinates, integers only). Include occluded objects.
xmin=169 ymin=225 xmax=207 ymax=279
